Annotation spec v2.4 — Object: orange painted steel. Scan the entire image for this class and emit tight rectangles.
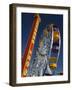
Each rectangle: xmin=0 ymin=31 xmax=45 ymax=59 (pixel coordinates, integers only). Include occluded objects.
xmin=22 ymin=14 xmax=41 ymax=77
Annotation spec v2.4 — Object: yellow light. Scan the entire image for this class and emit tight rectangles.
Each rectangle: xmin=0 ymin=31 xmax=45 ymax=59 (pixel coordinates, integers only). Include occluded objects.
xmin=27 ymin=55 xmax=31 ymax=61
xmin=53 ymin=31 xmax=59 ymax=41
xmin=31 ymin=39 xmax=34 ymax=44
xmin=25 ymin=60 xmax=29 ymax=67
xmin=33 ymin=31 xmax=36 ymax=37
xmin=34 ymin=28 xmax=37 ymax=33
xmin=23 ymin=69 xmax=27 ymax=76
xmin=32 ymin=35 xmax=35 ymax=40
xmin=49 ymin=63 xmax=57 ymax=69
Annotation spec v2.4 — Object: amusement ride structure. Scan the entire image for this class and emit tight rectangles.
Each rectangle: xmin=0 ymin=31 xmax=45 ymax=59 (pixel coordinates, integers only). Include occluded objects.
xmin=22 ymin=14 xmax=61 ymax=77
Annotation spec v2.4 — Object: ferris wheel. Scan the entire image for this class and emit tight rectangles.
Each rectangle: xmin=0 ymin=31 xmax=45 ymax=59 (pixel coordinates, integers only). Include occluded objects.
xmin=28 ymin=24 xmax=61 ymax=76
xmin=47 ymin=24 xmax=61 ymax=71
